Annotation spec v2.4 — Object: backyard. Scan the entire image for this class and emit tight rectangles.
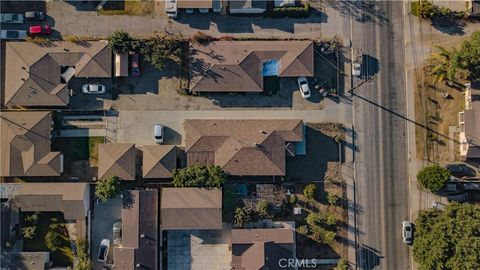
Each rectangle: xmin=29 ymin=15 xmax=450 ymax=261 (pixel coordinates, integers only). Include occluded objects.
xmin=414 ymin=69 xmax=464 ymax=163
xmin=98 ymin=0 xmax=154 ymax=16
xmin=21 ymin=212 xmax=73 ymax=266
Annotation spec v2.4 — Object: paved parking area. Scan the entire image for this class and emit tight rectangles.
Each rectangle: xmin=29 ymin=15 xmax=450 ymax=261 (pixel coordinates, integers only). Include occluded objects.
xmin=69 ymin=77 xmax=113 ymax=110
xmin=91 ymin=196 xmax=122 ymax=269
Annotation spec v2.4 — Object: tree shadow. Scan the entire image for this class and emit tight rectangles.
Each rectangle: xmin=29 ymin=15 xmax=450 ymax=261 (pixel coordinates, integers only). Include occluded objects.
xmin=357 ymin=244 xmax=383 ymax=270
xmin=323 ymin=0 xmax=389 ymax=25
xmin=431 ymin=15 xmax=466 ymax=36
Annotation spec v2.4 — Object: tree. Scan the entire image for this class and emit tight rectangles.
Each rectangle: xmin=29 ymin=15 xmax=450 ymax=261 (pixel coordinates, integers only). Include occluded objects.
xmin=75 ymin=238 xmax=92 ymax=270
xmin=416 ymin=164 xmax=450 ymax=192
xmin=140 ymin=35 xmax=181 ymax=70
xmin=327 ymin=192 xmax=340 ymax=206
xmin=335 ymin=258 xmax=349 ymax=270
xmin=297 ymin=225 xmax=309 ymax=235
xmin=303 ymin=184 xmax=316 ymax=200
xmin=108 ymin=30 xmax=132 ymax=54
xmin=306 ymin=213 xmax=321 ymax=227
xmin=256 ymin=200 xmax=271 ymax=219
xmin=24 ymin=213 xmax=39 ymax=224
xmin=233 ymin=207 xmax=254 ymax=228
xmin=95 ymin=176 xmax=122 ymax=202
xmin=324 ymin=230 xmax=336 ymax=244
xmin=172 ymin=164 xmax=226 ymax=187
xmin=45 ymin=231 xmax=62 ymax=251
xmin=413 ymin=203 xmax=480 ymax=270
xmin=323 ymin=212 xmax=338 ymax=226
xmin=411 ymin=1 xmax=437 ymax=19
xmin=22 ymin=226 xmax=37 ymax=239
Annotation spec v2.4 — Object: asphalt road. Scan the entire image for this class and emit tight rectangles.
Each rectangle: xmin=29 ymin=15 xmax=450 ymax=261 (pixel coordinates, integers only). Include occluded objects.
xmin=351 ymin=1 xmax=410 ymax=269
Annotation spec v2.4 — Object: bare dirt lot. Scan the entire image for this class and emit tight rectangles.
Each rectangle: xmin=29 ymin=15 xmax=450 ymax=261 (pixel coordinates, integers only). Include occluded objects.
xmin=414 ymin=69 xmax=464 ymax=163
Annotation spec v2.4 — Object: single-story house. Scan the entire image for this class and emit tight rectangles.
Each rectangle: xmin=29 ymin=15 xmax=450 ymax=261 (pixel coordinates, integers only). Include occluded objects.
xmin=160 ymin=187 xmax=222 ymax=230
xmin=184 ymin=119 xmax=304 ymax=176
xmin=4 ymin=41 xmax=111 ymax=107
xmin=98 ymin=143 xmax=136 ymax=180
xmin=0 ymin=111 xmax=63 ymax=177
xmin=113 ymin=190 xmax=158 ymax=270
xmin=142 ymin=145 xmax=177 ymax=179
xmin=189 ymin=41 xmax=314 ymax=92
xmin=459 ymin=82 xmax=480 ymax=159
xmin=229 ymin=0 xmax=266 ymax=14
xmin=231 ymin=227 xmax=296 ymax=270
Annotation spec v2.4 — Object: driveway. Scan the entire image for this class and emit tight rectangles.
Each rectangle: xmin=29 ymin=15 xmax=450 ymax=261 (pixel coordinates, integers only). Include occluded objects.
xmin=91 ymin=196 xmax=122 ymax=269
xmin=115 ymin=105 xmax=352 ymax=146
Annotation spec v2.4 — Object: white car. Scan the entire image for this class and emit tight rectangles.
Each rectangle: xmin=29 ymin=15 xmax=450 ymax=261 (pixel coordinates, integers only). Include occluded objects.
xmin=297 ymin=77 xmax=311 ymax=99
xmin=82 ymin=84 xmax=106 ymax=94
xmin=0 ymin=30 xmax=27 ymax=40
xmin=402 ymin=221 xmax=413 ymax=245
xmin=97 ymin=239 xmax=110 ymax=262
xmin=352 ymin=63 xmax=361 ymax=77
xmin=165 ymin=0 xmax=178 ymax=18
xmin=112 ymin=221 xmax=122 ymax=245
xmin=154 ymin=124 xmax=164 ymax=144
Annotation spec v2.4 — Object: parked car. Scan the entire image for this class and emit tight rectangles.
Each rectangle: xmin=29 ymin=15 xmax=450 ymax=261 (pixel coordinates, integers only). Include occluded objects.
xmin=447 ymin=193 xmax=470 ymax=203
xmin=113 ymin=221 xmax=122 ymax=245
xmin=199 ymin=8 xmax=209 ymax=13
xmin=165 ymin=0 xmax=178 ymax=18
xmin=185 ymin=8 xmax=194 ymax=14
xmin=0 ymin=13 xmax=24 ymax=24
xmin=131 ymin=53 xmax=141 ymax=77
xmin=82 ymin=84 xmax=106 ymax=94
xmin=402 ymin=221 xmax=413 ymax=245
xmin=352 ymin=63 xmax=361 ymax=77
xmin=25 ymin=11 xmax=46 ymax=21
xmin=97 ymin=239 xmax=110 ymax=262
xmin=436 ymin=181 xmax=464 ymax=196
xmin=446 ymin=163 xmax=472 ymax=177
xmin=0 ymin=30 xmax=27 ymax=40
xmin=28 ymin=25 xmax=52 ymax=36
xmin=297 ymin=77 xmax=311 ymax=99
xmin=154 ymin=124 xmax=164 ymax=144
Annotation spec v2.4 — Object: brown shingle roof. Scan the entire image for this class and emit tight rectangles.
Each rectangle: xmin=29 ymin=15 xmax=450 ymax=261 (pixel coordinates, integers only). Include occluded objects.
xmin=231 ymin=228 xmax=295 ymax=270
xmin=160 ymin=188 xmax=222 ymax=230
xmin=5 ymin=183 xmax=89 ymax=220
xmin=113 ymin=190 xmax=158 ymax=270
xmin=142 ymin=145 xmax=177 ymax=179
xmin=0 ymin=111 xmax=62 ymax=177
xmin=4 ymin=41 xmax=111 ymax=107
xmin=98 ymin=143 xmax=136 ymax=180
xmin=189 ymin=41 xmax=314 ymax=92
xmin=185 ymin=119 xmax=303 ymax=176
xmin=177 ymin=0 xmax=212 ymax=8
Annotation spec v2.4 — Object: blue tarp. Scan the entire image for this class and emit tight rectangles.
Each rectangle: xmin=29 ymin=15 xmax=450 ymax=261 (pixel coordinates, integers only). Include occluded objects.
xmin=262 ymin=60 xmax=279 ymax=76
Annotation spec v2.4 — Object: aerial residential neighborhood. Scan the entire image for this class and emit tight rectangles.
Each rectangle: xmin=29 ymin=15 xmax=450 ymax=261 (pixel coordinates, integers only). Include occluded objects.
xmin=0 ymin=0 xmax=479 ymax=270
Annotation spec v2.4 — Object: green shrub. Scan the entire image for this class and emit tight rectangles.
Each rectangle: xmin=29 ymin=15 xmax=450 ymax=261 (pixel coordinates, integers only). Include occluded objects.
xmin=289 ymin=194 xmax=298 ymax=204
xmin=172 ymin=164 xmax=226 ymax=187
xmin=108 ymin=30 xmax=132 ymax=54
xmin=256 ymin=200 xmax=271 ymax=219
xmin=327 ymin=192 xmax=340 ymax=206
xmin=324 ymin=212 xmax=337 ymax=226
xmin=95 ymin=176 xmax=122 ymax=202
xmin=25 ymin=213 xmax=39 ymax=224
xmin=75 ymin=238 xmax=92 ymax=270
xmin=233 ymin=207 xmax=255 ymax=228
xmin=416 ymin=164 xmax=450 ymax=192
xmin=324 ymin=230 xmax=336 ymax=244
xmin=297 ymin=225 xmax=309 ymax=235
xmin=268 ymin=3 xmax=311 ymax=18
xmin=22 ymin=226 xmax=37 ymax=239
xmin=303 ymin=184 xmax=316 ymax=200
xmin=45 ymin=231 xmax=62 ymax=251
xmin=411 ymin=1 xmax=436 ymax=19
xmin=306 ymin=213 xmax=321 ymax=227
xmin=335 ymin=258 xmax=349 ymax=270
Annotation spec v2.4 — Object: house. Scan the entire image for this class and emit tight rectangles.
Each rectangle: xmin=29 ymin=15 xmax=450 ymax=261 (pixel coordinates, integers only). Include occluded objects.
xmin=0 ymin=111 xmax=63 ymax=177
xmin=459 ymin=82 xmax=480 ymax=159
xmin=160 ymin=187 xmax=222 ymax=230
xmin=184 ymin=119 xmax=303 ymax=176
xmin=189 ymin=41 xmax=314 ymax=92
xmin=229 ymin=0 xmax=267 ymax=14
xmin=0 ymin=252 xmax=50 ymax=270
xmin=0 ymin=183 xmax=90 ymax=240
xmin=98 ymin=143 xmax=136 ymax=180
xmin=113 ymin=190 xmax=158 ymax=270
xmin=4 ymin=41 xmax=111 ymax=107
xmin=433 ymin=0 xmax=480 ymax=16
xmin=142 ymin=145 xmax=177 ymax=179
xmin=231 ymin=227 xmax=296 ymax=270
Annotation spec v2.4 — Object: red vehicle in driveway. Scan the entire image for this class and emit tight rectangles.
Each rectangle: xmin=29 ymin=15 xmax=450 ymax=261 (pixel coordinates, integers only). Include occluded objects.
xmin=131 ymin=53 xmax=141 ymax=77
xmin=28 ymin=25 xmax=51 ymax=36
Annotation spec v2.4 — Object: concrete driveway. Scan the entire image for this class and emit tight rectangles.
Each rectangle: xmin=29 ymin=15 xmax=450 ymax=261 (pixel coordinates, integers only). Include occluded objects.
xmin=91 ymin=196 xmax=122 ymax=269
xmin=115 ymin=104 xmax=352 ymax=146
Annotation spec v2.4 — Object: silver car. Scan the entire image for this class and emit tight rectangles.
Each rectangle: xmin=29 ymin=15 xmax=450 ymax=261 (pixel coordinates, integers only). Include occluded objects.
xmin=97 ymin=239 xmax=110 ymax=262
xmin=154 ymin=124 xmax=164 ymax=144
xmin=297 ymin=77 xmax=311 ymax=99
xmin=112 ymin=221 xmax=122 ymax=245
xmin=0 ymin=30 xmax=27 ymax=40
xmin=402 ymin=221 xmax=413 ymax=245
xmin=82 ymin=83 xmax=106 ymax=94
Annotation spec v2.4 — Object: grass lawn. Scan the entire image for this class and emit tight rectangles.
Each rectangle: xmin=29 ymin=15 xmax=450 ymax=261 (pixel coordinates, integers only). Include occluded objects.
xmin=98 ymin=0 xmax=154 ymax=16
xmin=22 ymin=212 xmax=74 ymax=267
xmin=52 ymin=137 xmax=104 ymax=166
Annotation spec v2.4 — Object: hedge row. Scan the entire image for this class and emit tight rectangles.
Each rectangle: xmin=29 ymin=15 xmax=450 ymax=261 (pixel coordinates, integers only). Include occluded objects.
xmin=266 ymin=3 xmax=311 ymax=18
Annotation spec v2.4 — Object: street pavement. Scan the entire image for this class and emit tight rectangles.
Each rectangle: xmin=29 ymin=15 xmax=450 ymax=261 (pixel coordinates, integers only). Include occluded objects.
xmin=351 ymin=1 xmax=410 ymax=269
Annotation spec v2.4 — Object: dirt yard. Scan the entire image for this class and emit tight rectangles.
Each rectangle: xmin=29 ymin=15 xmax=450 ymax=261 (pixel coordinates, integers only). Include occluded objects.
xmin=414 ymin=69 xmax=464 ymax=163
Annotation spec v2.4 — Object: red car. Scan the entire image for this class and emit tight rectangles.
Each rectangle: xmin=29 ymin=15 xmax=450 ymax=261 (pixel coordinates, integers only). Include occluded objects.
xmin=28 ymin=25 xmax=51 ymax=36
xmin=131 ymin=53 xmax=141 ymax=77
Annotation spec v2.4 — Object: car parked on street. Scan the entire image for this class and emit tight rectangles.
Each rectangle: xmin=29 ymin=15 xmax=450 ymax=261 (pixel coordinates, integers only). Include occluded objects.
xmin=0 ymin=13 xmax=24 ymax=24
xmin=402 ymin=221 xmax=413 ymax=245
xmin=28 ymin=25 xmax=52 ymax=36
xmin=297 ymin=77 xmax=311 ymax=99
xmin=97 ymin=239 xmax=110 ymax=262
xmin=131 ymin=53 xmax=141 ymax=77
xmin=25 ymin=11 xmax=46 ymax=21
xmin=446 ymin=163 xmax=473 ymax=178
xmin=0 ymin=30 xmax=27 ymax=40
xmin=82 ymin=83 xmax=106 ymax=94
xmin=154 ymin=124 xmax=164 ymax=144
xmin=113 ymin=221 xmax=122 ymax=245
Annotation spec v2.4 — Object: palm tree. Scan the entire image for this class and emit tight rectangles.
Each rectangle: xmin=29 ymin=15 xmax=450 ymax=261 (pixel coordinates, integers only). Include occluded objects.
xmin=428 ymin=46 xmax=468 ymax=83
